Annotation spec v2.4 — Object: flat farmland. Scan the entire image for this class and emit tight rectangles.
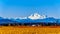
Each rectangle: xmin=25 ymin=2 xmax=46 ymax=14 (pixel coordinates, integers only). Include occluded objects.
xmin=0 ymin=26 xmax=60 ymax=34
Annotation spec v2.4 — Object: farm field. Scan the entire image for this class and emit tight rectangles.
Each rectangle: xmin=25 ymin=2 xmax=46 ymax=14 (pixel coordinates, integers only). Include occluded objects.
xmin=0 ymin=26 xmax=60 ymax=34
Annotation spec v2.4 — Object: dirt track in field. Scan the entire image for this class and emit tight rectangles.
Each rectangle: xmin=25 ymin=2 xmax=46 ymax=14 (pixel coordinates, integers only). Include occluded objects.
xmin=0 ymin=26 xmax=60 ymax=34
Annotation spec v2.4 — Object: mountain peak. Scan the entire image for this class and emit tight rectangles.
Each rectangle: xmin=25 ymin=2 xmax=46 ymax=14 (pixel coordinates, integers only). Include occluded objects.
xmin=28 ymin=13 xmax=46 ymax=20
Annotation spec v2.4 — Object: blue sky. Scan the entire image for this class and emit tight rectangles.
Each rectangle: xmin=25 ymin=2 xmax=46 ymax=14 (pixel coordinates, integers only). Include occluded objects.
xmin=0 ymin=0 xmax=60 ymax=18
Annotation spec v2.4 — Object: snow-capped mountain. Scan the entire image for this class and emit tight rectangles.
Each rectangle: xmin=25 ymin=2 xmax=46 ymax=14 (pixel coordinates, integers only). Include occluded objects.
xmin=0 ymin=13 xmax=60 ymax=24
xmin=28 ymin=13 xmax=46 ymax=20
xmin=19 ymin=13 xmax=46 ymax=20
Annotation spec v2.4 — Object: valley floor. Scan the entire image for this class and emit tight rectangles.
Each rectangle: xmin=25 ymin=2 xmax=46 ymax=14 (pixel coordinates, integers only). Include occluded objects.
xmin=0 ymin=26 xmax=60 ymax=34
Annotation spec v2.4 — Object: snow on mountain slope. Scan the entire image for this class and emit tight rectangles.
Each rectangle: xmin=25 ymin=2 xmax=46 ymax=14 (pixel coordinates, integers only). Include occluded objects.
xmin=19 ymin=17 xmax=27 ymax=19
xmin=28 ymin=13 xmax=46 ymax=20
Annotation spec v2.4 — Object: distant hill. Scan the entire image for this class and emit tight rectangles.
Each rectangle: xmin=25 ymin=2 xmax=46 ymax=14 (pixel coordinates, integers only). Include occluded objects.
xmin=0 ymin=17 xmax=60 ymax=26
xmin=0 ymin=17 xmax=59 ymax=23
xmin=0 ymin=13 xmax=60 ymax=26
